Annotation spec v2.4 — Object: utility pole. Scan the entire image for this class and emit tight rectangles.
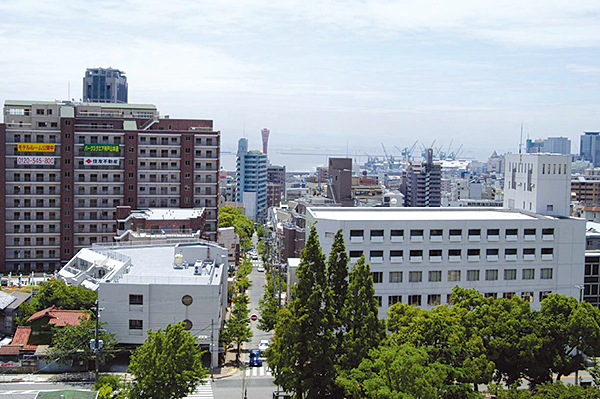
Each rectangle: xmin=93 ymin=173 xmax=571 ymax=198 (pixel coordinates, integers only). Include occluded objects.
xmin=210 ymin=319 xmax=214 ymax=380
xmin=575 ymin=285 xmax=584 ymax=385
xmin=93 ymin=300 xmax=100 ymax=382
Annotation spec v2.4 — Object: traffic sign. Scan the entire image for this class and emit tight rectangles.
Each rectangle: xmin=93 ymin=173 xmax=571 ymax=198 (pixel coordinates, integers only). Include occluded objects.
xmin=251 ymin=313 xmax=258 ymax=321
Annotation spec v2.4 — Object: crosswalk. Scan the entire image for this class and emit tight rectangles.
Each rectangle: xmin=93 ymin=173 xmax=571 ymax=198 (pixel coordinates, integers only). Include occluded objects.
xmin=245 ymin=365 xmax=272 ymax=377
xmin=186 ymin=382 xmax=214 ymax=398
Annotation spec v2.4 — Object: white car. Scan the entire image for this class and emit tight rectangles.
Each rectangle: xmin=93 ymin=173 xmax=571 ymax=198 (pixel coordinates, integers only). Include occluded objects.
xmin=257 ymin=265 xmax=264 ymax=272
xmin=259 ymin=340 xmax=269 ymax=352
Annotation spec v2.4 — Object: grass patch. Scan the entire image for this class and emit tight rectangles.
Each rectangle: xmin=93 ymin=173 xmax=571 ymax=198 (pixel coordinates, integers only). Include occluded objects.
xmin=35 ymin=391 xmax=97 ymax=399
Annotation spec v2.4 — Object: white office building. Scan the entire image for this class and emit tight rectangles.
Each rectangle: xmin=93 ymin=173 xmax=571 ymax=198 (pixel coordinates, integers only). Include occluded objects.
xmin=307 ymin=207 xmax=584 ymax=317
xmin=57 ymin=241 xmax=227 ymax=367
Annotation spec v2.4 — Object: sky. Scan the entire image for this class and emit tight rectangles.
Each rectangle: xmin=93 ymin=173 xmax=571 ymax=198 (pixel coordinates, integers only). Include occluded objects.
xmin=2 ymin=0 xmax=600 ymax=171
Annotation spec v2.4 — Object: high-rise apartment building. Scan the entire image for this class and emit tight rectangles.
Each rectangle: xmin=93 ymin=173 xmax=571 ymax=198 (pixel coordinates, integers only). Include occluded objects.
xmin=1 ymin=100 xmax=220 ymax=272
xmin=267 ymin=164 xmax=286 ymax=207
xmin=526 ymin=137 xmax=571 ymax=155
xmin=83 ymin=68 xmax=128 ymax=103
xmin=404 ymin=149 xmax=441 ymax=207
xmin=235 ymin=138 xmax=267 ymax=222
xmin=580 ymin=132 xmax=600 ymax=167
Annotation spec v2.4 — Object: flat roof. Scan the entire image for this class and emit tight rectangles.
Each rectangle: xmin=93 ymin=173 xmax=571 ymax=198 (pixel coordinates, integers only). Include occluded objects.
xmin=5 ymin=100 xmax=156 ymax=110
xmin=112 ymin=246 xmax=220 ymax=285
xmin=135 ymin=208 xmax=204 ymax=221
xmin=308 ymin=207 xmax=542 ymax=222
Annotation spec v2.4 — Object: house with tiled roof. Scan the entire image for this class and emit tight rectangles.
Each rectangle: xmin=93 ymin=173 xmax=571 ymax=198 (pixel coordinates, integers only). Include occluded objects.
xmin=27 ymin=306 xmax=90 ymax=341
xmin=0 ymin=326 xmax=38 ymax=371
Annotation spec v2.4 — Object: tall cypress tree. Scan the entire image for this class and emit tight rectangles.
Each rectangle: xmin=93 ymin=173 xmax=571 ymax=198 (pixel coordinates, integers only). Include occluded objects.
xmin=267 ymin=225 xmax=336 ymax=398
xmin=338 ymin=255 xmax=386 ymax=374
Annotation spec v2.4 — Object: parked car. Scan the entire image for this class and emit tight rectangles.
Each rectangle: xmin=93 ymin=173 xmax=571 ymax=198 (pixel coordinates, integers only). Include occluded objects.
xmin=249 ymin=349 xmax=262 ymax=367
xmin=257 ymin=265 xmax=264 ymax=272
xmin=259 ymin=340 xmax=270 ymax=352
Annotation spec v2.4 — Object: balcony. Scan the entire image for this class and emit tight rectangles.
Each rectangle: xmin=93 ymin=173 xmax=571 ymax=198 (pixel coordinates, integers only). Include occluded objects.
xmin=505 ymin=254 xmax=517 ymax=261
xmin=468 ymin=255 xmax=480 ymax=262
xmin=390 ymin=256 xmax=403 ymax=263
xmin=410 ymin=256 xmax=423 ymax=263
xmin=429 ymin=256 xmax=442 ymax=263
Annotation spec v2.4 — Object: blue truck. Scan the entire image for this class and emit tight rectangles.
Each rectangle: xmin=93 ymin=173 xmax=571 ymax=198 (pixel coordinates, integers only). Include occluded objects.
xmin=249 ymin=349 xmax=262 ymax=367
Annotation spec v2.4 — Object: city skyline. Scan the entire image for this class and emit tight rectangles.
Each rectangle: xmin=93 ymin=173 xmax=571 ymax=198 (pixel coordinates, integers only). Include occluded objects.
xmin=2 ymin=0 xmax=600 ymax=165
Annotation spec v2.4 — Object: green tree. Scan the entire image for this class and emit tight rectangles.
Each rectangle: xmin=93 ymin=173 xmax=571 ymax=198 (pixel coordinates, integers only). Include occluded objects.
xmin=47 ymin=318 xmax=118 ymax=369
xmin=127 ymin=322 xmax=208 ymax=399
xmin=219 ymin=206 xmax=254 ymax=250
xmin=35 ymin=279 xmax=97 ymax=311
xmin=258 ymin=271 xmax=279 ymax=332
xmin=223 ymin=293 xmax=253 ymax=362
xmin=338 ymin=343 xmax=480 ymax=399
xmin=326 ymin=230 xmax=349 ymax=354
xmin=267 ymin=225 xmax=336 ymax=398
xmin=533 ymin=381 xmax=600 ymax=398
xmin=338 ymin=255 xmax=385 ymax=375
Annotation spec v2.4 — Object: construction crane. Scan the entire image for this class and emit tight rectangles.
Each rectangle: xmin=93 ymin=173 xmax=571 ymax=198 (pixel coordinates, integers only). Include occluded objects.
xmin=381 ymin=143 xmax=392 ymax=163
xmin=395 ymin=140 xmax=419 ymax=163
xmin=448 ymin=144 xmax=464 ymax=160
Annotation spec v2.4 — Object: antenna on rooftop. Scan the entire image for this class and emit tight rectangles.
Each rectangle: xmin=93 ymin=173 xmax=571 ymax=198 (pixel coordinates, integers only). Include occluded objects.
xmin=68 ymin=81 xmax=70 ymax=101
xmin=519 ymin=123 xmax=523 ymax=154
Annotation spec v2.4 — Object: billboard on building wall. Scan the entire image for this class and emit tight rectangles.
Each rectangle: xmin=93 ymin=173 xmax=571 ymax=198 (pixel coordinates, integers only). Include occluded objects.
xmin=17 ymin=143 xmax=55 ymax=152
xmin=16 ymin=156 xmax=55 ymax=165
xmin=83 ymin=144 xmax=119 ymax=153
xmin=83 ymin=157 xmax=120 ymax=166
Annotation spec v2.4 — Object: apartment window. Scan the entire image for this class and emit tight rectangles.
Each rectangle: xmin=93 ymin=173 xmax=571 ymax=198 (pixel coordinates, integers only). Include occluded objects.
xmin=539 ymin=291 xmax=551 ymax=301
xmin=546 ymin=205 xmax=553 ymax=212
xmin=408 ymin=271 xmax=422 ymax=283
xmin=448 ymin=270 xmax=461 ymax=282
xmin=370 ymin=230 xmax=384 ymax=238
xmin=429 ymin=270 xmax=442 ymax=282
xmin=485 ymin=293 xmax=498 ymax=299
xmin=129 ymin=295 xmax=143 ymax=305
xmin=350 ymin=230 xmax=364 ymax=238
xmin=128 ymin=185 xmax=134 ymax=191
xmin=503 ymin=292 xmax=515 ymax=299
xmin=408 ymin=295 xmax=422 ymax=306
xmin=389 ymin=271 xmax=402 ymax=283
xmin=542 ymin=248 xmax=554 ymax=256
xmin=430 ymin=229 xmax=443 ymax=237
xmin=524 ymin=228 xmax=536 ymax=236
xmin=505 ymin=248 xmax=517 ymax=256
xmin=542 ymin=228 xmax=554 ymax=236
xmin=468 ymin=229 xmax=481 ymax=237
xmin=374 ymin=296 xmax=382 ymax=308
xmin=448 ymin=249 xmax=461 ymax=257
xmin=429 ymin=249 xmax=442 ymax=257
xmin=371 ymin=272 xmax=383 ymax=283
xmin=468 ymin=249 xmax=480 ymax=256
xmin=129 ymin=320 xmax=143 ymax=330
xmin=427 ymin=294 xmax=441 ymax=306
xmin=391 ymin=229 xmax=404 ymax=238
xmin=504 ymin=269 xmax=517 ymax=280
xmin=487 ymin=248 xmax=499 ymax=256
xmin=467 ymin=270 xmax=480 ymax=281
xmin=541 ymin=268 xmax=553 ymax=279
xmin=486 ymin=269 xmax=499 ymax=281
xmin=449 ymin=229 xmax=462 ymax=237
xmin=522 ymin=269 xmax=535 ymax=280
xmin=388 ymin=295 xmax=402 ymax=306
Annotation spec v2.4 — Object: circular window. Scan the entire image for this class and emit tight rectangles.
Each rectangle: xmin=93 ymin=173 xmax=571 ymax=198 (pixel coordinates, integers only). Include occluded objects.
xmin=183 ymin=319 xmax=193 ymax=330
xmin=182 ymin=295 xmax=193 ymax=306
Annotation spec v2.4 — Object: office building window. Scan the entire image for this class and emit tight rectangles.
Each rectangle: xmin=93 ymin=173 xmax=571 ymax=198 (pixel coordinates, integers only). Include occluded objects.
xmin=408 ymin=295 xmax=422 ymax=306
xmin=486 ymin=269 xmax=499 ymax=281
xmin=427 ymin=294 xmax=441 ymax=306
xmin=503 ymin=292 xmax=515 ymax=299
xmin=540 ymin=268 xmax=553 ymax=279
xmin=484 ymin=293 xmax=498 ymax=299
xmin=408 ymin=271 xmax=422 ymax=283
xmin=467 ymin=270 xmax=480 ymax=281
xmin=522 ymin=269 xmax=535 ymax=280
xmin=389 ymin=271 xmax=402 ymax=283
xmin=521 ymin=292 xmax=534 ymax=302
xmin=448 ymin=270 xmax=461 ymax=282
xmin=429 ymin=270 xmax=442 ymax=282
xmin=388 ymin=295 xmax=402 ymax=307
xmin=374 ymin=296 xmax=382 ymax=307
xmin=539 ymin=291 xmax=551 ymax=301
xmin=504 ymin=269 xmax=517 ymax=280
xmin=371 ymin=272 xmax=383 ymax=283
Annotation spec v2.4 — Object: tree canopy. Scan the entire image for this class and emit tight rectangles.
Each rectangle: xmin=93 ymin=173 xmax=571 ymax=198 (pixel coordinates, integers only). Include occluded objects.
xmin=127 ymin=322 xmax=208 ymax=399
xmin=219 ymin=206 xmax=254 ymax=249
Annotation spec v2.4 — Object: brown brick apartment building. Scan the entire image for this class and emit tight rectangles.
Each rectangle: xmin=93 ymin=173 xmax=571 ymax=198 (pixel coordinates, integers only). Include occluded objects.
xmin=2 ymin=100 xmax=220 ymax=272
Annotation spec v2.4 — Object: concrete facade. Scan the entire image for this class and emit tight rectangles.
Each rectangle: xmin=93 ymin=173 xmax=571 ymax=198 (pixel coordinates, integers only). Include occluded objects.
xmin=404 ymin=149 xmax=441 ymax=207
xmin=83 ymin=68 xmax=128 ymax=104
xmin=307 ymin=207 xmax=585 ymax=318
xmin=326 ymin=158 xmax=353 ymax=207
xmin=526 ymin=137 xmax=571 ymax=155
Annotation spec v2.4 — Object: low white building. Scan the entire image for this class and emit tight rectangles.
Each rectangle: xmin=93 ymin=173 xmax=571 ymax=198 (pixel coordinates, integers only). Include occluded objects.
xmin=306 ymin=207 xmax=585 ymax=317
xmin=58 ymin=241 xmax=228 ymax=368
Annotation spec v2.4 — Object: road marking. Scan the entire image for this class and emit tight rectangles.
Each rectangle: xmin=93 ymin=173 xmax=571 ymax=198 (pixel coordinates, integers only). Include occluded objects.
xmin=186 ymin=382 xmax=214 ymax=398
xmin=260 ymin=367 xmax=265 ymax=376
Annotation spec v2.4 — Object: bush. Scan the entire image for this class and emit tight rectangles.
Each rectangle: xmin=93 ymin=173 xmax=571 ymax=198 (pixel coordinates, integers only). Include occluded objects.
xmin=93 ymin=374 xmax=122 ymax=391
